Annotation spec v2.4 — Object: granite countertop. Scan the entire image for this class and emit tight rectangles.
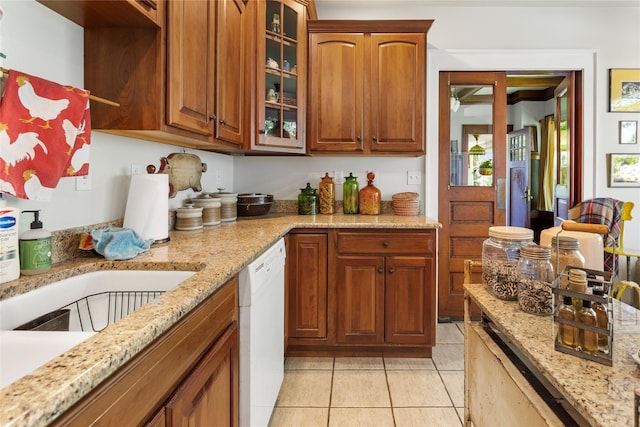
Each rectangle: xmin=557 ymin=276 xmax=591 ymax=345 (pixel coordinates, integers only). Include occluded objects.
xmin=465 ymin=283 xmax=640 ymax=427
xmin=0 ymin=214 xmax=440 ymax=427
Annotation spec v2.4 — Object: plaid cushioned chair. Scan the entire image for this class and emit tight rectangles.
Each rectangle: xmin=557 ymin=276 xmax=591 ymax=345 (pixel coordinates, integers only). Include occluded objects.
xmin=568 ymin=197 xmax=624 ymax=275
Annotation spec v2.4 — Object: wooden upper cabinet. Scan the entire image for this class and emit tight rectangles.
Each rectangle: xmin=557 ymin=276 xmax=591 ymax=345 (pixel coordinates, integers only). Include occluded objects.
xmin=250 ymin=0 xmax=312 ymax=154
xmin=166 ymin=0 xmax=215 ymax=136
xmin=307 ymin=20 xmax=432 ymax=156
xmin=308 ymin=33 xmax=366 ymax=152
xmin=166 ymin=0 xmax=246 ymax=146
xmin=38 ymin=0 xmax=162 ymax=27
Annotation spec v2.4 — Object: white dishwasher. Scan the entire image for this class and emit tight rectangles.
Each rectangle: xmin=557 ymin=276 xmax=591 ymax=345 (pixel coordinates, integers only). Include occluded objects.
xmin=238 ymin=238 xmax=286 ymax=427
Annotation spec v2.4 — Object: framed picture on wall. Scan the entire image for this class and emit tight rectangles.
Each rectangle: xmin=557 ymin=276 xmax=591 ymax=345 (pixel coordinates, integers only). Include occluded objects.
xmin=609 ymin=69 xmax=640 ymax=112
xmin=609 ymin=153 xmax=640 ymax=187
xmin=620 ymin=120 xmax=638 ymax=144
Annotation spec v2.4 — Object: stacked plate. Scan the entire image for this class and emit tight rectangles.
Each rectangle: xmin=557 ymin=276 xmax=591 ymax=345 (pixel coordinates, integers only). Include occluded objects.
xmin=392 ymin=192 xmax=420 ymax=216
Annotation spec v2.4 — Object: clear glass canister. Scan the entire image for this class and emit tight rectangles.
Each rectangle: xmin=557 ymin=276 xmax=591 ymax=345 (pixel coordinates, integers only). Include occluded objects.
xmin=482 ymin=226 xmax=534 ymax=300
xmin=550 ymin=235 xmax=585 ymax=289
xmin=298 ymin=183 xmax=318 ymax=215
xmin=359 ymin=171 xmax=381 ymax=215
xmin=343 ymin=172 xmax=359 ymax=214
xmin=318 ymin=172 xmax=335 ymax=215
xmin=517 ymin=244 xmax=554 ymax=315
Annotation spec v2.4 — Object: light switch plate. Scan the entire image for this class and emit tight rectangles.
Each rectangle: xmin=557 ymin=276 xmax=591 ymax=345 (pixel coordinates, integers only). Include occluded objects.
xmin=407 ymin=171 xmax=421 ymax=185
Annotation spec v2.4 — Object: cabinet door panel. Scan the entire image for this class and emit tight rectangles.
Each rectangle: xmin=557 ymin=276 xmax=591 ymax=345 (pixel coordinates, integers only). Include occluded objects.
xmin=308 ymin=33 xmax=365 ymax=152
xmin=166 ymin=0 xmax=215 ymax=136
xmin=370 ymin=34 xmax=424 ymax=153
xmin=385 ymin=256 xmax=433 ymax=345
xmin=166 ymin=323 xmax=239 ymax=427
xmin=215 ymin=0 xmax=245 ymax=146
xmin=287 ymin=234 xmax=328 ymax=338
xmin=336 ymin=256 xmax=384 ymax=344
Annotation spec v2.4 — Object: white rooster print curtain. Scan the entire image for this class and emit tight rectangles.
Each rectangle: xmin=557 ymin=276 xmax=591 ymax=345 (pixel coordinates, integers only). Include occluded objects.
xmin=0 ymin=70 xmax=91 ymax=201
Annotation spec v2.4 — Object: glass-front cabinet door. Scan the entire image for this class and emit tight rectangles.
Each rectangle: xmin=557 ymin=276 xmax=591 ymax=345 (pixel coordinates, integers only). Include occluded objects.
xmin=255 ymin=0 xmax=307 ymax=153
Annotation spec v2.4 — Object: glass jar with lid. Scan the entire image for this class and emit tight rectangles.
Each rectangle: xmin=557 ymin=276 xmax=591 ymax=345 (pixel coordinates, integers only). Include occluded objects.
xmin=550 ymin=235 xmax=585 ymax=289
xmin=517 ymin=244 xmax=554 ymax=315
xmin=482 ymin=226 xmax=534 ymax=300
xmin=343 ymin=172 xmax=359 ymax=214
xmin=298 ymin=183 xmax=318 ymax=215
xmin=318 ymin=172 xmax=335 ymax=214
xmin=359 ymin=171 xmax=381 ymax=215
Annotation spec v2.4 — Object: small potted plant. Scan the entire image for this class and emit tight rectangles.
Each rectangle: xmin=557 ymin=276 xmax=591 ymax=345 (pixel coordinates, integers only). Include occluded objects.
xmin=478 ymin=159 xmax=493 ymax=176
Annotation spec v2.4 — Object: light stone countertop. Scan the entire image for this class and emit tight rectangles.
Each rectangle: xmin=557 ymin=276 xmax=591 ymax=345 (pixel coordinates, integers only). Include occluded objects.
xmin=0 ymin=214 xmax=440 ymax=427
xmin=465 ymin=283 xmax=640 ymax=427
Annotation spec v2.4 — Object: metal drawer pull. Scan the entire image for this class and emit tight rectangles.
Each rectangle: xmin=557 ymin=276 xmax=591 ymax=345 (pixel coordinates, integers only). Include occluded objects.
xmin=382 ymin=241 xmax=389 ymax=247
xmin=378 ymin=268 xmax=384 ymax=274
xmin=388 ymin=268 xmax=394 ymax=274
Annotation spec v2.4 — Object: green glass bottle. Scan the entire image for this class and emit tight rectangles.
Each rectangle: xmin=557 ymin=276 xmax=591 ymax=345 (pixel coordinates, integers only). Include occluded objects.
xmin=343 ymin=173 xmax=359 ymax=214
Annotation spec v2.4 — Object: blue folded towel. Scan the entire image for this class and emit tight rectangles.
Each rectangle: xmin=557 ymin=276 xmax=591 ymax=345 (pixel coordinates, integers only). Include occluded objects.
xmin=90 ymin=227 xmax=153 ymax=261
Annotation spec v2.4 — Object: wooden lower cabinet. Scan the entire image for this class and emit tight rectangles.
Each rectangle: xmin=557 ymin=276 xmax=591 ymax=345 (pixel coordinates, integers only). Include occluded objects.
xmin=336 ymin=255 xmax=433 ymax=346
xmin=163 ymin=324 xmax=238 ymax=427
xmin=51 ymin=277 xmax=239 ymax=427
xmin=286 ymin=229 xmax=437 ymax=357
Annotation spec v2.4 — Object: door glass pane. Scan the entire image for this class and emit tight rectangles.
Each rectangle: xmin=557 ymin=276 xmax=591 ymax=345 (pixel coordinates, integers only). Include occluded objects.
xmin=449 ymin=85 xmax=494 ymax=187
xmin=557 ymin=90 xmax=570 ymax=186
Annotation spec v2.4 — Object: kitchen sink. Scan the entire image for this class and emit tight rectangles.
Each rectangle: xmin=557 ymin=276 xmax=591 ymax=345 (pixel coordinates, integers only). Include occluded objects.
xmin=0 ymin=270 xmax=195 ymax=388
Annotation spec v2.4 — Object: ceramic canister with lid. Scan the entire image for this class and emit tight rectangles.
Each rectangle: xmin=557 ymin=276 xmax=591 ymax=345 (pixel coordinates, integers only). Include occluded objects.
xmin=210 ymin=190 xmax=238 ymax=222
xmin=191 ymin=194 xmax=221 ymax=226
xmin=175 ymin=204 xmax=203 ymax=231
xmin=482 ymin=226 xmax=534 ymax=300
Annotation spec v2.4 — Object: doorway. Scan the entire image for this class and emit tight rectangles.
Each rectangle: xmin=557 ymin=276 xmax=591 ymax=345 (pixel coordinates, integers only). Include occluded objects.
xmin=436 ymin=69 xmax=583 ymax=320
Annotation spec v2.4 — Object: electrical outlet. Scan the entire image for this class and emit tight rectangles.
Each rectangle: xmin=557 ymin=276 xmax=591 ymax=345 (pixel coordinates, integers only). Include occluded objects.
xmin=76 ymin=175 xmax=92 ymax=191
xmin=131 ymin=164 xmax=143 ymax=175
xmin=407 ymin=171 xmax=421 ymax=185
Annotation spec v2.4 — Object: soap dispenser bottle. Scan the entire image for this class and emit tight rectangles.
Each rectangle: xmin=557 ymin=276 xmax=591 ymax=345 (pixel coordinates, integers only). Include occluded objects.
xmin=19 ymin=210 xmax=52 ymax=275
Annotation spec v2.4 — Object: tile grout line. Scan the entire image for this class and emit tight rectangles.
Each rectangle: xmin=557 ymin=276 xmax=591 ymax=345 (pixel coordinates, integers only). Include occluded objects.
xmin=382 ymin=358 xmax=398 ymax=426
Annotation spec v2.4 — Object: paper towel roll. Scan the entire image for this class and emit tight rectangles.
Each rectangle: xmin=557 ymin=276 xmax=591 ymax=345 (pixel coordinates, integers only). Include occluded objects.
xmin=123 ymin=174 xmax=169 ymax=243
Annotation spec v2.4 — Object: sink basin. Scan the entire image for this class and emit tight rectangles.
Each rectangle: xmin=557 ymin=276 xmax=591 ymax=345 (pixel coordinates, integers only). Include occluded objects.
xmin=0 ymin=270 xmax=195 ymax=388
xmin=0 ymin=270 xmax=195 ymax=331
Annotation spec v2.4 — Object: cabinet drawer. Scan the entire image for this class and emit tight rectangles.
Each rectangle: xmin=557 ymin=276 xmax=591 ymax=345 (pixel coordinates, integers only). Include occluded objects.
xmin=336 ymin=231 xmax=434 ymax=255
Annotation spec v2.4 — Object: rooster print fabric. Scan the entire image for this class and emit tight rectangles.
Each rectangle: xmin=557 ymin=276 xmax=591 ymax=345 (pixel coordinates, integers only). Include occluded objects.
xmin=0 ymin=70 xmax=91 ymax=200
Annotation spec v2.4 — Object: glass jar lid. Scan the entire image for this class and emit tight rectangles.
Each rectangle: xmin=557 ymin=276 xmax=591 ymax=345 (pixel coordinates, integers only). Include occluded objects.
xmin=488 ymin=226 xmax=533 ymax=240
xmin=551 ymin=235 xmax=580 ymax=250
xmin=520 ymin=244 xmax=551 ymax=260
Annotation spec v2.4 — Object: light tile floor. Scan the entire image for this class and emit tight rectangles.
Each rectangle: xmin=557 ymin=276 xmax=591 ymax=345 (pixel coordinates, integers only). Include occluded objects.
xmin=269 ymin=322 xmax=465 ymax=427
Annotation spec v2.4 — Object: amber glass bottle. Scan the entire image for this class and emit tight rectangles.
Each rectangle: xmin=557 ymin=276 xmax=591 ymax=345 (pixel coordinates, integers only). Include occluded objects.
xmin=592 ymin=287 xmax=610 ymax=353
xmin=557 ymin=295 xmax=577 ymax=349
xmin=359 ymin=171 xmax=381 ymax=215
xmin=578 ymin=300 xmax=598 ymax=354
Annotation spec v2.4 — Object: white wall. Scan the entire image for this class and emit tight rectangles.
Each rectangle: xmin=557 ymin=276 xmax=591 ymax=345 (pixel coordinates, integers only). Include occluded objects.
xmin=2 ymin=0 xmax=639 ymax=244
xmin=0 ymin=0 xmax=234 ymax=232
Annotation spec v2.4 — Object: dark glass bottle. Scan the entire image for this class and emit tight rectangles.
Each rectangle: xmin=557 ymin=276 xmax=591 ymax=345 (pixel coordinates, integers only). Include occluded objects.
xmin=343 ymin=173 xmax=359 ymax=214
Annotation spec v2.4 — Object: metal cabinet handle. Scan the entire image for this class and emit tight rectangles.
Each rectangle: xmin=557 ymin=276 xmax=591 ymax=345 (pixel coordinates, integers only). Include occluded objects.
xmin=209 ymin=115 xmax=217 ymax=122
xmin=378 ymin=268 xmax=384 ymax=274
xmin=220 ymin=119 xmax=226 ymax=125
xmin=357 ymin=135 xmax=361 ymax=141
xmin=372 ymin=136 xmax=377 ymax=141
xmin=382 ymin=241 xmax=389 ymax=247
xmin=388 ymin=268 xmax=394 ymax=274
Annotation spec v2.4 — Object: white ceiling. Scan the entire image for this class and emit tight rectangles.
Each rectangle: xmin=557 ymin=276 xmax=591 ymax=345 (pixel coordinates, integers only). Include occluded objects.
xmin=314 ymin=0 xmax=638 ymax=7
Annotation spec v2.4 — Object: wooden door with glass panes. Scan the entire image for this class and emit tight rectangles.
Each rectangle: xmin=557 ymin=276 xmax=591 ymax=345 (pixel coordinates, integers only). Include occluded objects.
xmin=255 ymin=0 xmax=307 ymax=153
